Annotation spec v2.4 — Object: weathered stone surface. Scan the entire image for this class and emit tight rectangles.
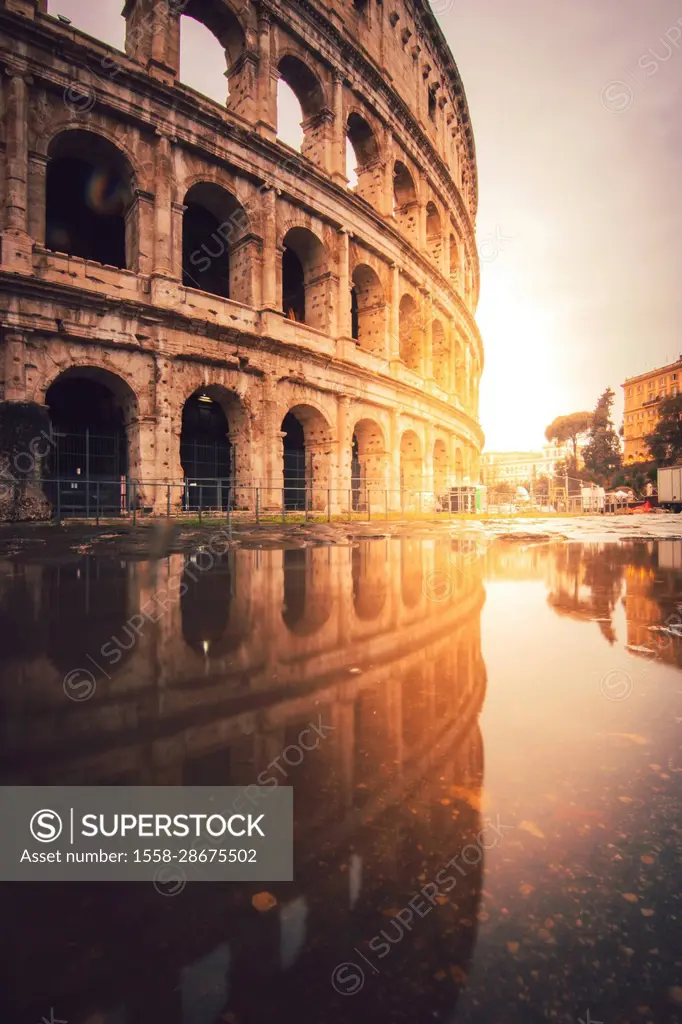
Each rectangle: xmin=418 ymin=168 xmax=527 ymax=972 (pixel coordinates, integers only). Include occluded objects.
xmin=0 ymin=0 xmax=484 ymax=520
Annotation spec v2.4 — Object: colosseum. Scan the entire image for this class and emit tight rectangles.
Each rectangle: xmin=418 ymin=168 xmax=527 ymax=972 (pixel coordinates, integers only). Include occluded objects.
xmin=0 ymin=0 xmax=484 ymax=519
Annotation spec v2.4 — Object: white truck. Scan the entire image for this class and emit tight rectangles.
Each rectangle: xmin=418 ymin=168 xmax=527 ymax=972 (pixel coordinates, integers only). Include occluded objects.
xmin=657 ymin=466 xmax=682 ymax=511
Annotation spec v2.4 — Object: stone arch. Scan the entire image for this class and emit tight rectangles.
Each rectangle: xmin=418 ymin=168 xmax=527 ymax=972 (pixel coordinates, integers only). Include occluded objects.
xmin=431 ymin=320 xmax=449 ymax=390
xmin=181 ymin=181 xmax=252 ymax=303
xmin=179 ymin=384 xmax=251 ymax=510
xmin=351 ymin=264 xmax=386 ymax=355
xmin=426 ymin=201 xmax=442 ymax=265
xmin=400 ymin=429 xmax=423 ymax=492
xmin=43 ymin=365 xmax=141 ymax=513
xmin=393 ymin=160 xmax=418 ymax=243
xmin=281 ymin=402 xmax=333 ymax=511
xmin=351 ymin=417 xmax=388 ymax=510
xmin=399 ymin=294 xmax=423 ymax=372
xmin=281 ymin=226 xmax=329 ymax=331
xmin=346 ymin=112 xmax=380 ymax=201
xmin=45 ymin=128 xmax=138 ymax=271
xmin=178 ymin=0 xmax=246 ymax=105
xmin=277 ymin=54 xmax=327 ymax=164
xmin=433 ymin=438 xmax=448 ymax=497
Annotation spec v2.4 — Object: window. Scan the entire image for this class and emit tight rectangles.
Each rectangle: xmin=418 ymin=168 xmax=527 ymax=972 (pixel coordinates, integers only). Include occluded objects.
xmin=637 ymin=385 xmax=642 ymax=393
xmin=627 ymin=415 xmax=632 ymax=423
xmin=428 ymin=87 xmax=437 ymax=121
xmin=673 ymin=373 xmax=678 ymax=380
xmin=627 ymin=388 xmax=632 ymax=397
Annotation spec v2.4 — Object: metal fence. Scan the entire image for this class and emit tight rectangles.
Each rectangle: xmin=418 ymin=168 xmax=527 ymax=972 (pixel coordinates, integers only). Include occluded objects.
xmin=1 ymin=479 xmax=486 ymax=523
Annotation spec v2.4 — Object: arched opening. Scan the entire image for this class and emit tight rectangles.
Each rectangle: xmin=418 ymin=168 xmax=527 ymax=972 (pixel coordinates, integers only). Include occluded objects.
xmin=45 ymin=130 xmax=135 ymax=270
xmin=181 ymin=551 xmax=249 ymax=657
xmin=351 ymin=264 xmax=386 ymax=354
xmin=426 ymin=201 xmax=442 ymax=264
xmin=434 ymin=439 xmax=448 ymax=499
xmin=393 ymin=160 xmax=418 ymax=242
xmin=432 ymin=320 xmax=449 ymax=389
xmin=399 ymin=294 xmax=423 ymax=372
xmin=178 ymin=14 xmax=235 ymax=105
xmin=180 ymin=386 xmax=249 ymax=511
xmin=281 ymin=227 xmax=328 ymax=331
xmin=400 ymin=430 xmax=423 ymax=493
xmin=182 ymin=182 xmax=249 ymax=301
xmin=44 ymin=368 xmax=137 ymax=516
xmin=48 ymin=0 xmax=126 ymax=50
xmin=277 ymin=56 xmax=326 ymax=163
xmin=277 ymin=79 xmax=305 ymax=152
xmin=351 ymin=418 xmax=387 ymax=511
xmin=282 ymin=548 xmax=333 ymax=636
xmin=281 ymin=405 xmax=332 ymax=511
xmin=346 ymin=113 xmax=379 ymax=200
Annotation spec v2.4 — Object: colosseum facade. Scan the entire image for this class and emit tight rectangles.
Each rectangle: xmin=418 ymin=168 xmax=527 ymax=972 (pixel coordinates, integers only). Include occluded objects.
xmin=0 ymin=0 xmax=484 ymax=518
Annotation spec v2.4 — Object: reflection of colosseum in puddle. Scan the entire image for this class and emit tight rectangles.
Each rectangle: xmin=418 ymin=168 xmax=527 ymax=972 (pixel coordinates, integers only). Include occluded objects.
xmin=0 ymin=538 xmax=486 ymax=1023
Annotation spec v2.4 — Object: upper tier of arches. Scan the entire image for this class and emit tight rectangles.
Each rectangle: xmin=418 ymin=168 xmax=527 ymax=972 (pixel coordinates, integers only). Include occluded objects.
xmin=41 ymin=0 xmax=478 ymax=226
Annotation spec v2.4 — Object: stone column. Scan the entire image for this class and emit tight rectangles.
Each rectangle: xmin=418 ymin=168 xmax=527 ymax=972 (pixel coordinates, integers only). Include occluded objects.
xmin=416 ymin=175 xmax=427 ymax=254
xmin=0 ymin=331 xmax=51 ymax=521
xmin=337 ymin=396 xmax=351 ymax=501
xmin=447 ymin=325 xmax=456 ymax=398
xmin=421 ymin=289 xmax=433 ymax=380
xmin=336 ymin=228 xmax=351 ymax=341
xmin=423 ymin=421 xmax=434 ymax=496
xmin=125 ymin=0 xmax=179 ymax=84
xmin=2 ymin=66 xmax=32 ymax=275
xmin=389 ymin=262 xmax=401 ymax=364
xmin=260 ymin=187 xmax=278 ymax=310
xmin=331 ymin=70 xmax=347 ymax=185
xmin=153 ymin=133 xmax=173 ymax=277
xmin=388 ymin=410 xmax=401 ymax=510
xmin=381 ymin=126 xmax=394 ymax=217
xmin=151 ymin=355 xmax=183 ymax=511
xmin=27 ymin=151 xmax=48 ymax=247
xmin=170 ymin=201 xmax=186 ymax=281
xmin=255 ymin=4 xmax=276 ymax=137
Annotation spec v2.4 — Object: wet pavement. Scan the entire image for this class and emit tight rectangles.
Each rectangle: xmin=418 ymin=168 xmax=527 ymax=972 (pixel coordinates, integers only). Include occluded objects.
xmin=1 ymin=530 xmax=682 ymax=1023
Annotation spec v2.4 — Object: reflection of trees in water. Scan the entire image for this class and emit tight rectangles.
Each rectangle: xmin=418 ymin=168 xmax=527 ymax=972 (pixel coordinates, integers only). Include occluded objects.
xmin=547 ymin=544 xmax=628 ymax=644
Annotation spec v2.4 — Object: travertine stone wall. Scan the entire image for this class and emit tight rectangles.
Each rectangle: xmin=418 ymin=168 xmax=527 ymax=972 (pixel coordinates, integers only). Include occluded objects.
xmin=0 ymin=0 xmax=484 ymax=517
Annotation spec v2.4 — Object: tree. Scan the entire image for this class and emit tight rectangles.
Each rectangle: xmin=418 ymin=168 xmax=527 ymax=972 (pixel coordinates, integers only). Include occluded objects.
xmin=582 ymin=388 xmax=622 ymax=484
xmin=646 ymin=394 xmax=682 ymax=465
xmin=545 ymin=412 xmax=592 ymax=470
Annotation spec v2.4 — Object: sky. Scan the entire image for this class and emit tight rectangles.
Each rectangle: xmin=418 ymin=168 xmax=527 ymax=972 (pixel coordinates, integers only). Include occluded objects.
xmin=50 ymin=0 xmax=682 ymax=451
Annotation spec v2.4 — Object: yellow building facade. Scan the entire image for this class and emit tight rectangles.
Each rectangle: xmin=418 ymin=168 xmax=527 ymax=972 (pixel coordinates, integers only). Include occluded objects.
xmin=622 ymin=357 xmax=682 ymax=463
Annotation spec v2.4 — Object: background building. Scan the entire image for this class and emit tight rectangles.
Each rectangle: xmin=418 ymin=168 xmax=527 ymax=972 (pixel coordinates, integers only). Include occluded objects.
xmin=622 ymin=356 xmax=682 ymax=463
xmin=0 ymin=0 xmax=484 ymax=519
xmin=481 ymin=441 xmax=580 ymax=488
